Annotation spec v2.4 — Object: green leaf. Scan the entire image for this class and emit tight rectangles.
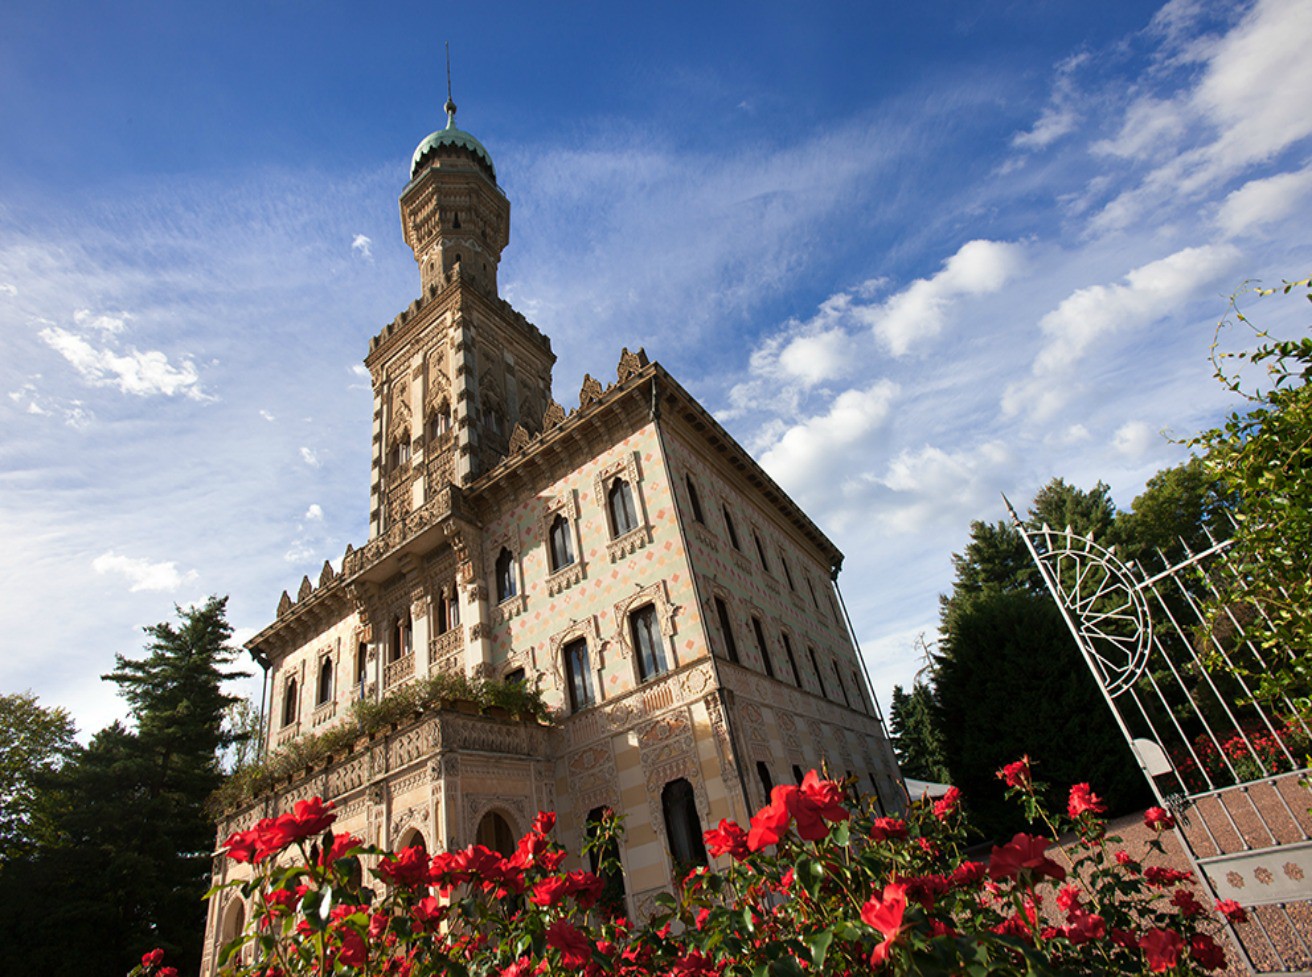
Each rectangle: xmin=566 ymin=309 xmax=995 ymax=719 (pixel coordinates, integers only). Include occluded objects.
xmin=807 ymin=928 xmax=834 ymax=970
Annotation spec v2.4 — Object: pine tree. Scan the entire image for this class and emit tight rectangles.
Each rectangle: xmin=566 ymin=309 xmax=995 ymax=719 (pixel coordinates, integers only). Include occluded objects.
xmin=888 ymin=683 xmax=949 ymax=783
xmin=0 ymin=597 xmax=247 ymax=977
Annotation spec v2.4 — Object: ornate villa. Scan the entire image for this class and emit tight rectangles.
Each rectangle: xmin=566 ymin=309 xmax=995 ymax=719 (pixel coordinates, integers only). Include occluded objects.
xmin=203 ymin=96 xmax=904 ymax=971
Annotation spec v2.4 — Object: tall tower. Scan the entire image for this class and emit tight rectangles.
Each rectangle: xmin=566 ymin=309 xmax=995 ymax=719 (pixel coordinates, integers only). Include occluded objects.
xmin=365 ymin=98 xmax=555 ymax=539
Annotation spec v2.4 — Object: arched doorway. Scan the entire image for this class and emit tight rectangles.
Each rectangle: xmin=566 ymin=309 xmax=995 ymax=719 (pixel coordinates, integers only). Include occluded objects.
xmin=474 ymin=810 xmax=515 ymax=857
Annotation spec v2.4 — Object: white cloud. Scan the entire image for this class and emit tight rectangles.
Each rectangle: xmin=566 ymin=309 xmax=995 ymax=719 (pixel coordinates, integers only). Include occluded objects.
xmin=39 ymin=326 xmax=206 ymax=400
xmin=758 ymin=381 xmax=898 ymax=503
xmin=1215 ymin=167 xmax=1312 ymax=236
xmin=72 ymin=308 xmax=130 ymax=335
xmin=868 ymin=240 xmax=1024 ymax=356
xmin=259 ymin=409 xmax=276 ymax=421
xmin=305 ymin=503 xmax=324 ymax=521
xmin=92 ymin=551 xmax=198 ymax=592
xmin=1011 ymin=52 xmax=1089 ymax=152
xmin=0 ymin=283 xmax=17 ymax=296
xmin=284 ymin=539 xmax=317 ymax=564
xmin=1113 ymin=420 xmax=1157 ymax=456
xmin=299 ymin=446 xmax=320 ymax=467
xmin=351 ymin=234 xmax=373 ymax=259
xmin=870 ymin=440 xmax=1015 ymax=533
xmin=1002 ymin=243 xmax=1240 ymax=419
xmin=1093 ymin=97 xmax=1187 ymax=161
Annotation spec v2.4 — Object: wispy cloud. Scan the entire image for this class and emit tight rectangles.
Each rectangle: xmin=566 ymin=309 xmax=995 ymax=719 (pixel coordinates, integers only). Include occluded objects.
xmin=351 ymin=234 xmax=373 ymax=260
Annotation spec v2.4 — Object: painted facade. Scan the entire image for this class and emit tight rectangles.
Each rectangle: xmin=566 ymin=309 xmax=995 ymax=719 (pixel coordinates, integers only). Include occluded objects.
xmin=201 ymin=100 xmax=903 ymax=973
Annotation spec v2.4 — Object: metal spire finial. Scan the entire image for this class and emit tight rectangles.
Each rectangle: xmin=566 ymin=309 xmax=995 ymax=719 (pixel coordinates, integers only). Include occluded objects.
xmin=443 ymin=41 xmax=457 ymax=128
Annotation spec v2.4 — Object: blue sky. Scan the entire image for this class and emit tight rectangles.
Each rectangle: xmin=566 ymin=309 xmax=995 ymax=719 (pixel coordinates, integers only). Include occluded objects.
xmin=3 ymin=0 xmax=1311 ymax=738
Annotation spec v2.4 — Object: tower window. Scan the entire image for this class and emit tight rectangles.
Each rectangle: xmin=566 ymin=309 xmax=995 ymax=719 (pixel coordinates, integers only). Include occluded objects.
xmin=429 ymin=405 xmax=451 ymax=440
xmin=607 ymin=478 xmax=638 ymax=537
xmin=631 ymin=604 xmax=668 ymax=681
xmin=751 ymin=617 xmax=774 ymax=679
xmin=722 ymin=506 xmax=741 ymax=550
xmin=661 ymin=779 xmax=708 ymax=870
xmin=685 ymin=475 xmax=705 ymax=524
xmin=391 ymin=614 xmax=412 ymax=662
xmin=355 ymin=642 xmax=368 ymax=695
xmin=713 ymin=596 xmax=739 ymax=664
xmin=563 ymin=638 xmax=594 ymax=712
xmin=807 ymin=577 xmax=818 ymax=608
xmin=495 ymin=548 xmax=517 ymax=602
xmin=548 ymin=514 xmax=575 ymax=572
xmin=317 ymin=657 xmax=334 ymax=705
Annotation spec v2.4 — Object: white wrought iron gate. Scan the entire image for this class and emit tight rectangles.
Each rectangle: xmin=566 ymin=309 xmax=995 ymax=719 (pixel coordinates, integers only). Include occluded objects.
xmin=1007 ymin=501 xmax=1312 ymax=975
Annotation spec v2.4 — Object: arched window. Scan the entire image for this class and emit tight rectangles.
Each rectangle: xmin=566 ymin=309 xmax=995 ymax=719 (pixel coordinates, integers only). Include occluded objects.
xmin=435 ymin=586 xmax=448 ymax=634
xmin=756 ymin=761 xmax=775 ymax=803
xmin=476 ymin=811 xmax=516 ymax=857
xmin=630 ymin=604 xmax=668 ymax=681
xmin=428 ymin=403 xmax=450 ymax=441
xmin=221 ymin=898 xmax=246 ymax=959
xmin=722 ymin=505 xmax=741 ymax=550
xmin=753 ymin=531 xmax=770 ymax=572
xmin=355 ymin=642 xmax=368 ymax=694
xmin=495 ymin=548 xmax=517 ymax=602
xmin=685 ymin=474 xmax=705 ymax=524
xmin=607 ymin=478 xmax=638 ymax=537
xmin=317 ymin=658 xmax=333 ymax=705
xmin=585 ymin=806 xmax=627 ymax=911
xmin=548 ymin=514 xmax=575 ymax=572
xmin=391 ymin=614 xmax=412 ymax=662
xmin=713 ymin=596 xmax=739 ymax=664
xmin=751 ymin=617 xmax=775 ymax=679
xmin=661 ymin=779 xmax=707 ymax=870
xmin=397 ymin=827 xmax=427 ymax=854
xmin=281 ymin=678 xmax=298 ymax=728
xmin=563 ymin=637 xmax=594 ymax=712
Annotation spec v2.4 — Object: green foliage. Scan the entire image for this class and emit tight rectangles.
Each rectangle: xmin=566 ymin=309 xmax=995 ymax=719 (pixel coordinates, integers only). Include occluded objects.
xmin=1189 ymin=277 xmax=1312 ymax=714
xmin=0 ymin=597 xmax=244 ymax=977
xmin=210 ymin=671 xmax=549 ymax=813
xmin=888 ymin=684 xmax=949 ymax=783
xmin=0 ymin=691 xmax=76 ymax=865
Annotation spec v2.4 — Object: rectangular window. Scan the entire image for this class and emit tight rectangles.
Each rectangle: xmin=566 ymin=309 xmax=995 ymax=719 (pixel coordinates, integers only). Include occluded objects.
xmin=782 ymin=556 xmax=795 ymax=591
xmin=756 ymin=761 xmax=775 ymax=802
xmin=782 ymin=632 xmax=800 ymax=685
xmin=631 ymin=604 xmax=669 ymax=681
xmin=722 ymin=506 xmax=741 ymax=550
xmin=548 ymin=514 xmax=575 ymax=571
xmin=713 ymin=596 xmax=739 ymax=664
xmin=685 ymin=475 xmax=705 ymax=524
xmin=833 ymin=661 xmax=850 ymax=707
xmin=608 ymin=479 xmax=639 ymax=537
xmin=751 ymin=617 xmax=774 ymax=679
xmin=753 ymin=531 xmax=770 ymax=572
xmin=505 ymin=667 xmax=526 ymax=686
xmin=563 ymin=638 xmax=594 ymax=712
xmin=808 ymin=646 xmax=828 ymax=698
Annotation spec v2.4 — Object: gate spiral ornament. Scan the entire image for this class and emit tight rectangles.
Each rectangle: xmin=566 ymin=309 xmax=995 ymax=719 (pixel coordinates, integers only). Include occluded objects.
xmin=1028 ymin=525 xmax=1152 ymax=698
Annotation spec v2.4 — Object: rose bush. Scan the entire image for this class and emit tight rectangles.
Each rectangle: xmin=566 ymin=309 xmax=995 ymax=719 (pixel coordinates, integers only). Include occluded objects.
xmin=140 ymin=762 xmax=1236 ymax=977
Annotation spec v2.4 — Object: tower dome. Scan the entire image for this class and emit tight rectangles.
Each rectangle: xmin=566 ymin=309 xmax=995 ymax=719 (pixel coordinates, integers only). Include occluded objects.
xmin=410 ymin=99 xmax=496 ymax=182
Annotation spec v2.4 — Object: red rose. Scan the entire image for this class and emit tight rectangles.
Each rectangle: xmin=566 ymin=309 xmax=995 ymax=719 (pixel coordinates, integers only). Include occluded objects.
xmin=997 ymin=756 xmax=1033 ymax=789
xmin=533 ymin=811 xmax=556 ymax=836
xmin=375 ymin=845 xmax=430 ymax=889
xmin=1144 ymin=806 xmax=1175 ymax=831
xmin=869 ymin=816 xmax=908 ymax=842
xmin=276 ymin=797 xmax=336 ymax=844
xmin=948 ymin=860 xmax=986 ymax=888
xmin=747 ymin=787 xmax=793 ymax=851
xmin=1190 ymin=932 xmax=1227 ymax=971
xmin=158 ymin=969 xmax=178 ymax=977
xmin=221 ymin=828 xmax=259 ymax=863
xmin=799 ymin=770 xmax=849 ymax=823
xmin=1067 ymin=783 xmax=1106 ymax=818
xmin=411 ymin=895 xmax=444 ymax=931
xmin=1171 ymin=887 xmax=1205 ymax=917
xmin=988 ymin=833 xmax=1065 ymax=884
xmin=1061 ymin=910 xmax=1105 ymax=945
xmin=1215 ymin=898 xmax=1248 ymax=923
xmin=933 ymin=786 xmax=961 ymax=819
xmin=141 ymin=948 xmax=165 ymax=968
xmin=1140 ymin=928 xmax=1184 ymax=973
xmin=1056 ymin=884 xmax=1081 ymax=913
xmin=1143 ymin=865 xmax=1191 ymax=888
xmin=531 ymin=875 xmax=569 ymax=907
xmin=564 ymin=869 xmax=605 ymax=909
xmin=860 ymin=881 xmax=909 ymax=965
xmin=703 ymin=818 xmax=750 ymax=860
xmin=336 ymin=927 xmax=367 ymax=968
xmin=319 ymin=832 xmax=362 ymax=866
xmin=546 ymin=919 xmax=592 ymax=969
